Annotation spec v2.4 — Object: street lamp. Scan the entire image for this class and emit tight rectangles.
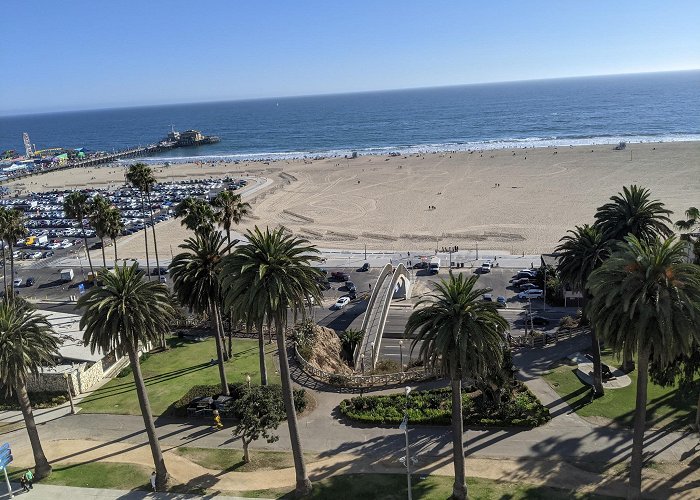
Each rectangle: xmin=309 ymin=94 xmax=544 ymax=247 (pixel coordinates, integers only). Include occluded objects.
xmin=63 ymin=372 xmax=75 ymax=415
xmin=361 ymin=353 xmax=365 ymax=376
xmin=399 ymin=386 xmax=413 ymax=500
xmin=399 ymin=340 xmax=404 ymax=372
xmin=370 ymin=341 xmax=375 ymax=366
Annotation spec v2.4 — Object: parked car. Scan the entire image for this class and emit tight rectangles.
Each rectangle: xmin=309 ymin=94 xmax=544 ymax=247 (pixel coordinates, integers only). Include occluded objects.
xmin=13 ymin=278 xmax=22 ymax=287
xmin=358 ymin=262 xmax=370 ymax=272
xmin=26 ymin=277 xmax=36 ymax=287
xmin=518 ymin=289 xmax=544 ymax=299
xmin=30 ymin=251 xmax=43 ymax=259
xmin=151 ymin=267 xmax=168 ymax=276
xmin=481 ymin=260 xmax=492 ymax=273
xmin=316 ymin=279 xmax=331 ymax=291
xmin=482 ymin=293 xmax=493 ymax=301
xmin=333 ymin=296 xmax=351 ymax=309
xmin=43 ymin=250 xmax=55 ymax=258
xmin=517 ymin=269 xmax=537 ymax=279
xmin=331 ymin=271 xmax=350 ymax=281
xmin=511 ymin=277 xmax=532 ymax=286
xmin=519 ymin=282 xmax=539 ymax=291
xmin=496 ymin=296 xmax=507 ymax=307
xmin=345 ymin=281 xmax=357 ymax=292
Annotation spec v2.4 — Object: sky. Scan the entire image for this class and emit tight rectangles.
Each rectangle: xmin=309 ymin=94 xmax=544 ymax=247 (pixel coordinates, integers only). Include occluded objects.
xmin=1 ymin=1 xmax=699 ymax=116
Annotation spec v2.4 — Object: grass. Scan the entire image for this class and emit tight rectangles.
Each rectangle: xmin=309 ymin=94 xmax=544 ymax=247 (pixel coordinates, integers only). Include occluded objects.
xmin=543 ymin=349 xmax=697 ymax=429
xmin=174 ymin=447 xmax=317 ymax=473
xmin=7 ymin=465 xmax=617 ymax=499
xmin=79 ymin=336 xmax=279 ymax=416
xmin=6 ymin=462 xmax=151 ymax=490
xmin=244 ymin=474 xmax=618 ymax=499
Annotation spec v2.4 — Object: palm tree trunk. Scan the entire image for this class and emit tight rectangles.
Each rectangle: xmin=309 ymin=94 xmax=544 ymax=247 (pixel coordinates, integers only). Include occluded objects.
xmin=258 ymin=329 xmax=268 ymax=386
xmin=228 ymin=312 xmax=234 ymax=360
xmin=127 ymin=346 xmax=169 ymax=490
xmin=695 ymin=390 xmax=700 ymax=433
xmin=628 ymin=344 xmax=650 ymax=499
xmin=2 ymin=245 xmax=6 ymax=291
xmin=450 ymin=376 xmax=467 ymax=500
xmin=9 ymin=240 xmax=15 ymax=288
xmin=100 ymin=237 xmax=107 ymax=268
xmin=113 ymin=237 xmax=118 ymax=265
xmin=590 ymin=328 xmax=604 ymax=396
xmin=217 ymin=307 xmax=229 ymax=362
xmin=139 ymin=193 xmax=151 ymax=279
xmin=275 ymin=315 xmax=312 ymax=495
xmin=623 ymin=345 xmax=635 ymax=373
xmin=81 ymin=223 xmax=96 ymax=285
xmin=211 ymin=303 xmax=230 ymax=395
xmin=147 ymin=192 xmax=161 ymax=277
xmin=16 ymin=383 xmax=52 ymax=479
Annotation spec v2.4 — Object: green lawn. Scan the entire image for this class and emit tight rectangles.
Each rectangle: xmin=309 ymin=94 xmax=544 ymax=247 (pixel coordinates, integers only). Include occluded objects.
xmin=174 ymin=447 xmax=317 ymax=473
xmin=79 ymin=337 xmax=279 ymax=416
xmin=248 ymin=474 xmax=618 ymax=499
xmin=7 ymin=462 xmax=151 ymax=490
xmin=543 ymin=350 xmax=697 ymax=429
xmin=7 ymin=465 xmax=617 ymax=499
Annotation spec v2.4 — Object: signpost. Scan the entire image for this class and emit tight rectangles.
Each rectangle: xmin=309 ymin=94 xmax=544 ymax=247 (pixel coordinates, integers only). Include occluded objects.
xmin=0 ymin=443 xmax=14 ymax=498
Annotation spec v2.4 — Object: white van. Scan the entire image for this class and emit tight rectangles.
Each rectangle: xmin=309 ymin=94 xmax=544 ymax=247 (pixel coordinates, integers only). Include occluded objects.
xmin=429 ymin=257 xmax=440 ymax=274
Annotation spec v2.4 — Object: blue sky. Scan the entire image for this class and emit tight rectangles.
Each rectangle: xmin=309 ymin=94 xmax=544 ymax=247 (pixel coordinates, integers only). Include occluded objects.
xmin=2 ymin=1 xmax=698 ymax=115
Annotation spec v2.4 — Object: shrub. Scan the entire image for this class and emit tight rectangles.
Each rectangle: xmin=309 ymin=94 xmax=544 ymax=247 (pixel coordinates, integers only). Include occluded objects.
xmin=0 ymin=391 xmax=68 ymax=410
xmin=328 ymin=374 xmax=351 ymax=386
xmin=558 ymin=315 xmax=578 ymax=330
xmin=171 ymin=383 xmax=307 ymax=417
xmin=338 ymin=383 xmax=549 ymax=427
xmin=292 ymin=320 xmax=317 ymax=359
xmin=373 ymin=359 xmax=401 ymax=374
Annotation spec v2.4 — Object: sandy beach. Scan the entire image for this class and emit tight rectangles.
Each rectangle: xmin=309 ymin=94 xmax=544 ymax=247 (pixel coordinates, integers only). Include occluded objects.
xmin=7 ymin=141 xmax=700 ymax=259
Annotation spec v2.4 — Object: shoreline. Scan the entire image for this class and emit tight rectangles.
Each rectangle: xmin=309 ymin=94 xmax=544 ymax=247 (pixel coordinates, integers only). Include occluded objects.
xmin=129 ymin=135 xmax=700 ymax=164
xmin=5 ymin=140 xmax=700 ymax=257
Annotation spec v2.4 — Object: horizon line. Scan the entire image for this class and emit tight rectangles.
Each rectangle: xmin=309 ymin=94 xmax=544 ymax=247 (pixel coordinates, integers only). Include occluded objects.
xmin=2 ymin=68 xmax=698 ymax=118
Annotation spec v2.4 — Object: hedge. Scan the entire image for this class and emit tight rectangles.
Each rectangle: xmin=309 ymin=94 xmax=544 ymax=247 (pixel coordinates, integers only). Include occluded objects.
xmin=0 ymin=391 xmax=68 ymax=410
xmin=170 ymin=382 xmax=307 ymax=418
xmin=339 ymin=383 xmax=550 ymax=428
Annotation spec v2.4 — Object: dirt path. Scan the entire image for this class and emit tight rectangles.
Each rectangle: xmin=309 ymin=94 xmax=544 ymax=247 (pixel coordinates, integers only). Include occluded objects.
xmin=12 ymin=438 xmax=699 ymax=498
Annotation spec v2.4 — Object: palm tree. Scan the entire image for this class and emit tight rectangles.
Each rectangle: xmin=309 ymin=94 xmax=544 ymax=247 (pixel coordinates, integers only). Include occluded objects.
xmin=77 ymin=264 xmax=176 ymax=490
xmin=88 ymin=195 xmax=112 ymax=268
xmin=105 ymin=207 xmax=125 ymax=265
xmin=555 ymin=224 xmax=611 ymax=396
xmin=675 ymin=207 xmax=700 ymax=232
xmin=0 ymin=298 xmax=59 ymax=479
xmin=405 ymin=273 xmax=508 ymax=500
xmin=0 ymin=207 xmax=28 ymax=289
xmin=594 ymin=185 xmax=674 ymax=371
xmin=174 ymin=197 xmax=216 ymax=234
xmin=594 ymin=185 xmax=673 ymax=243
xmin=212 ymin=190 xmax=251 ymax=248
xmin=169 ymin=231 xmax=232 ymax=394
xmin=212 ymin=190 xmax=251 ymax=358
xmin=0 ymin=207 xmax=8 ymax=289
xmin=587 ymin=235 xmax=700 ymax=499
xmin=126 ymin=163 xmax=157 ymax=279
xmin=219 ymin=226 xmax=322 ymax=496
xmin=63 ymin=192 xmax=95 ymax=283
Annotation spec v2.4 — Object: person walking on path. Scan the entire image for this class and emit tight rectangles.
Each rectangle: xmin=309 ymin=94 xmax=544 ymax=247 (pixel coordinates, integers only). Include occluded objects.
xmin=20 ymin=476 xmax=28 ymax=492
xmin=150 ymin=471 xmax=157 ymax=492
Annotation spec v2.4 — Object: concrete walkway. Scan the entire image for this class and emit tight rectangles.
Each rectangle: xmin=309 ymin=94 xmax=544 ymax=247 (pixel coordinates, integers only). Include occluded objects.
xmin=0 ymin=483 xmax=270 ymax=500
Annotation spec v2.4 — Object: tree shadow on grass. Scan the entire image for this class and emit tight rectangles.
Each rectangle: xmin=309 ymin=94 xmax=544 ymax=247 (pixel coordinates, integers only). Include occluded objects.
xmin=79 ymin=362 xmax=211 ymax=406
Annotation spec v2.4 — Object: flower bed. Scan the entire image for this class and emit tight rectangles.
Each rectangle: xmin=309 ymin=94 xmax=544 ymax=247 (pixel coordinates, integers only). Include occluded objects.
xmin=339 ymin=383 xmax=550 ymax=427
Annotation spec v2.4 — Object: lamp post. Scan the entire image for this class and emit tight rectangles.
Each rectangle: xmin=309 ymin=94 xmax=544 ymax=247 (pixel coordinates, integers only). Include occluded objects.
xmin=399 ymin=340 xmax=404 ymax=372
xmin=63 ymin=372 xmax=75 ymax=415
xmin=399 ymin=386 xmax=413 ymax=500
xmin=370 ymin=341 xmax=375 ymax=367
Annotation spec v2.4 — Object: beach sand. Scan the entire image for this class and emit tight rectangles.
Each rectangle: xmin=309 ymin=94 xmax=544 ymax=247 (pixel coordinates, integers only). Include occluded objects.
xmin=7 ymin=141 xmax=699 ymax=259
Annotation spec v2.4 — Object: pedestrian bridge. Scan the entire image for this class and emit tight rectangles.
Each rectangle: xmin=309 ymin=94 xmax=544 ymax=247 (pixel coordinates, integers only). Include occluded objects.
xmin=354 ymin=263 xmax=412 ymax=370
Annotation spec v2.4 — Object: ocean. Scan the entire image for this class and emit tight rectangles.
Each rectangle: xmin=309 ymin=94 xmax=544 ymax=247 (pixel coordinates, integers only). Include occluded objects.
xmin=1 ymin=70 xmax=699 ymax=162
